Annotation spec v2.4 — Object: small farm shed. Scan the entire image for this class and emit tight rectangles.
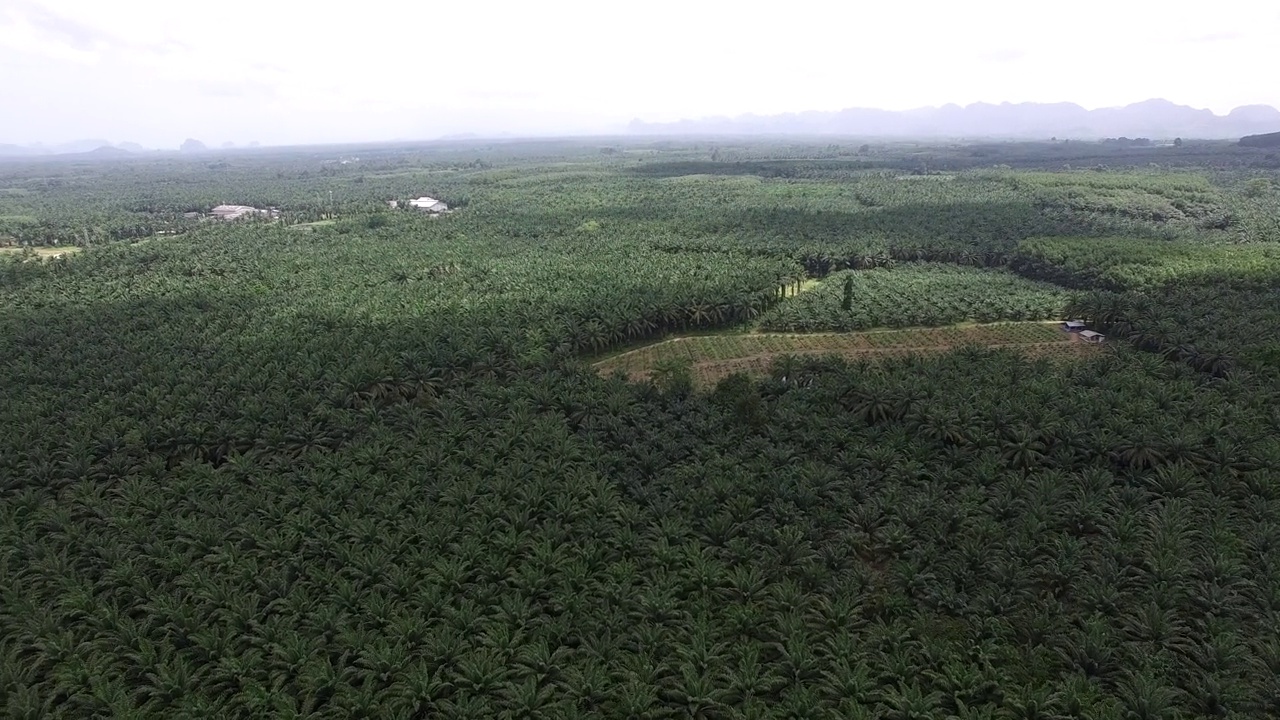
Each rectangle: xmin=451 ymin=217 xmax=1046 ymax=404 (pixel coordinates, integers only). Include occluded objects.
xmin=1079 ymin=330 xmax=1106 ymax=343
xmin=1063 ymin=320 xmax=1086 ymax=331
xmin=210 ymin=204 xmax=267 ymax=221
xmin=409 ymin=197 xmax=449 ymax=213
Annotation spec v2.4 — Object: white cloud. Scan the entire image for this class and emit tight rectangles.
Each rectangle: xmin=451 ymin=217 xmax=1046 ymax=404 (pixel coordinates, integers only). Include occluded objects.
xmin=2 ymin=0 xmax=1278 ymax=145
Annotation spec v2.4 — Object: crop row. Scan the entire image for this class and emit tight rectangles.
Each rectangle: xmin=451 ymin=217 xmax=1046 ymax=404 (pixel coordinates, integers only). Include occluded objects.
xmin=595 ymin=323 xmax=1071 ymax=379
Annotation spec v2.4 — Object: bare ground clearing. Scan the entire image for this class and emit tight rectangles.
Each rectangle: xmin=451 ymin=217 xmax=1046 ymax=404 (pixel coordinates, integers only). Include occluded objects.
xmin=0 ymin=246 xmax=83 ymax=259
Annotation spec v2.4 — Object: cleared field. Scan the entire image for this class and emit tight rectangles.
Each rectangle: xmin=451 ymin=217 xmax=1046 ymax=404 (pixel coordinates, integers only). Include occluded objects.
xmin=0 ymin=245 xmax=82 ymax=258
xmin=595 ymin=322 xmax=1096 ymax=385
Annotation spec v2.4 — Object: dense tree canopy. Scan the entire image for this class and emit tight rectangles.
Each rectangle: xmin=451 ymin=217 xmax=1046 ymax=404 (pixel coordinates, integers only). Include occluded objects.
xmin=2 ymin=139 xmax=1279 ymax=717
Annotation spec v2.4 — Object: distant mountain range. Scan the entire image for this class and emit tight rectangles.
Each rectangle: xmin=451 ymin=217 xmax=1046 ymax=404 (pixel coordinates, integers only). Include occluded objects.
xmin=0 ymin=138 xmax=265 ymax=158
xmin=0 ymin=139 xmax=153 ymax=158
xmin=6 ymin=100 xmax=1280 ymax=157
xmin=628 ymin=99 xmax=1280 ymax=139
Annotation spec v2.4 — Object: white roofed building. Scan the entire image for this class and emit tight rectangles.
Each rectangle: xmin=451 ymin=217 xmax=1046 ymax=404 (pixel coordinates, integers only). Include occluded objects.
xmin=210 ymin=205 xmax=268 ymax=221
xmin=409 ymin=197 xmax=449 ymax=213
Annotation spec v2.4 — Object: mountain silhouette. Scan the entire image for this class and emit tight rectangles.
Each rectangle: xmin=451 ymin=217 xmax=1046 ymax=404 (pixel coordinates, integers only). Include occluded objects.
xmin=628 ymin=99 xmax=1280 ymax=139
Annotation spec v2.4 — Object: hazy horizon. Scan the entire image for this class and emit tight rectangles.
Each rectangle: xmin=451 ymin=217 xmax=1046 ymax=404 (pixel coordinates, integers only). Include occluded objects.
xmin=4 ymin=0 xmax=1279 ymax=148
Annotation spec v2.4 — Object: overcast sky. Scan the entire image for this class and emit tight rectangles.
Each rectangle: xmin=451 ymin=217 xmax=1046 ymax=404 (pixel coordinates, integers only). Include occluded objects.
xmin=3 ymin=0 xmax=1278 ymax=147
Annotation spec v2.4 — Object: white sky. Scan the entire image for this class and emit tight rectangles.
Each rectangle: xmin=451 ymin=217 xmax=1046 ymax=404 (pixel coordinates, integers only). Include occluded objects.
xmin=3 ymin=0 xmax=1278 ymax=147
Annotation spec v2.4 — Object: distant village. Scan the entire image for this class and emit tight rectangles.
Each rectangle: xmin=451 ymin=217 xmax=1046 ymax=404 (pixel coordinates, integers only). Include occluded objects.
xmin=185 ymin=196 xmax=450 ymax=223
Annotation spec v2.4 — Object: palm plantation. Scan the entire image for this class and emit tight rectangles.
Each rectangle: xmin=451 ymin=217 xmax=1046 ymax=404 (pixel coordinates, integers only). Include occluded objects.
xmin=2 ymin=139 xmax=1279 ymax=717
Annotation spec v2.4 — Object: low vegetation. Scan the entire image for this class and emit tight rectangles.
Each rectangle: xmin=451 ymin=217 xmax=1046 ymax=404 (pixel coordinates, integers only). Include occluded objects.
xmin=758 ymin=264 xmax=1070 ymax=332
xmin=595 ymin=323 xmax=1089 ymax=385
